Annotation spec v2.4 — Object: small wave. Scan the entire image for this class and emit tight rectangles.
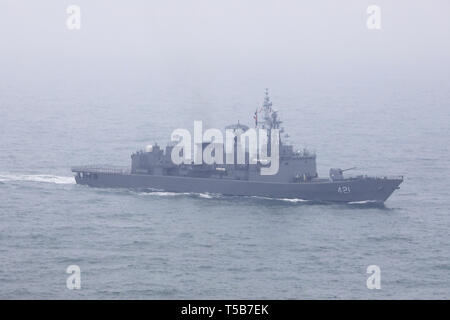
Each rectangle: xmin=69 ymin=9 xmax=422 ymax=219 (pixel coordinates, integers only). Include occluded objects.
xmin=137 ymin=191 xmax=191 ymax=197
xmin=250 ymin=195 xmax=310 ymax=203
xmin=348 ymin=200 xmax=380 ymax=204
xmin=137 ymin=190 xmax=219 ymax=199
xmin=347 ymin=200 xmax=386 ymax=209
xmin=0 ymin=174 xmax=75 ymax=185
xmin=276 ymin=198 xmax=309 ymax=203
xmin=197 ymin=193 xmax=215 ymax=199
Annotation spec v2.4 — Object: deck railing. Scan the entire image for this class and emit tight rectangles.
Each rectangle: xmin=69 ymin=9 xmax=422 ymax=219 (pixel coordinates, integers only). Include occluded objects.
xmin=71 ymin=165 xmax=130 ymax=175
xmin=345 ymin=174 xmax=404 ymax=180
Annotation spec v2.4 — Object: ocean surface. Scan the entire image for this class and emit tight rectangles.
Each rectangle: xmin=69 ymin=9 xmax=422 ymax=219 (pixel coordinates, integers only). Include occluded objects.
xmin=1 ymin=74 xmax=449 ymax=299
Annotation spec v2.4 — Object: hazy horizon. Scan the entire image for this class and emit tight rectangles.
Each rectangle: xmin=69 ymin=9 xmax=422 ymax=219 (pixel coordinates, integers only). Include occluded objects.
xmin=1 ymin=0 xmax=449 ymax=88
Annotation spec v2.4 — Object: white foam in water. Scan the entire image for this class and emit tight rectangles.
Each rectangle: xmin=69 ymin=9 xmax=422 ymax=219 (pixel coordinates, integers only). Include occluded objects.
xmin=197 ymin=193 xmax=214 ymax=199
xmin=138 ymin=191 xmax=191 ymax=197
xmin=0 ymin=174 xmax=75 ymax=185
xmin=348 ymin=200 xmax=379 ymax=204
xmin=278 ymin=198 xmax=309 ymax=203
xmin=138 ymin=191 xmax=218 ymax=199
xmin=251 ymin=196 xmax=309 ymax=203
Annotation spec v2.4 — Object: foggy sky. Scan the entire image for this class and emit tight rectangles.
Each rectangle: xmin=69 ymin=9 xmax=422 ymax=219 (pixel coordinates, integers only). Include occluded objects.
xmin=1 ymin=0 xmax=449 ymax=88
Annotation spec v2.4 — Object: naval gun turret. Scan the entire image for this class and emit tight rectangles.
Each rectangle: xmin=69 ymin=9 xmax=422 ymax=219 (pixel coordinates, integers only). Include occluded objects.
xmin=329 ymin=167 xmax=356 ymax=181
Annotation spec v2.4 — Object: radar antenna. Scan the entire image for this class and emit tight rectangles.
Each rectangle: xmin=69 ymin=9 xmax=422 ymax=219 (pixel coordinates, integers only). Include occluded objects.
xmin=258 ymin=88 xmax=282 ymax=130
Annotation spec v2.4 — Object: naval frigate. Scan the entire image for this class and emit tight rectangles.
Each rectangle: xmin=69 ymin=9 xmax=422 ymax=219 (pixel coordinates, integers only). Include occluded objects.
xmin=72 ymin=90 xmax=403 ymax=203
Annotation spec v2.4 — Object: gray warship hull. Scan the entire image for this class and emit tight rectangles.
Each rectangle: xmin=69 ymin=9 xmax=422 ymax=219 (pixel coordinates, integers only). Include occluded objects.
xmin=72 ymin=91 xmax=403 ymax=203
xmin=72 ymin=168 xmax=402 ymax=203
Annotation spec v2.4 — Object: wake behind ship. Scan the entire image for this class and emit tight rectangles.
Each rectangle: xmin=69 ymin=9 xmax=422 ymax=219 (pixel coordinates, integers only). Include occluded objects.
xmin=72 ymin=90 xmax=403 ymax=203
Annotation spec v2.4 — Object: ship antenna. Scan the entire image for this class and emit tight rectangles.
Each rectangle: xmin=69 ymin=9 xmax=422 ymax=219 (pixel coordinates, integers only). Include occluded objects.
xmin=260 ymin=88 xmax=274 ymax=129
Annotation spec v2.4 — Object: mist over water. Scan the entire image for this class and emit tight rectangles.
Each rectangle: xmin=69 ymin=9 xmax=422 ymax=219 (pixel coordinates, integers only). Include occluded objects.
xmin=1 ymin=0 xmax=449 ymax=299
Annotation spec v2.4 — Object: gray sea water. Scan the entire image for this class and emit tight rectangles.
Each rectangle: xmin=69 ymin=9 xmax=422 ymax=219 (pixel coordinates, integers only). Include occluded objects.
xmin=1 ymin=71 xmax=449 ymax=299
